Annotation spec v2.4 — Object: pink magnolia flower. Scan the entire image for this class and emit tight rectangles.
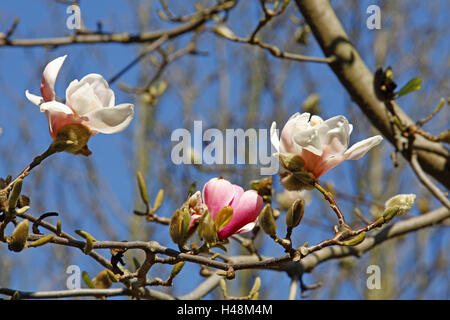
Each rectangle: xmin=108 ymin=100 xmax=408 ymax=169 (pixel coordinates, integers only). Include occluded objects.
xmin=202 ymin=177 xmax=263 ymax=240
xmin=25 ymin=55 xmax=134 ymax=140
xmin=271 ymin=112 xmax=383 ymax=178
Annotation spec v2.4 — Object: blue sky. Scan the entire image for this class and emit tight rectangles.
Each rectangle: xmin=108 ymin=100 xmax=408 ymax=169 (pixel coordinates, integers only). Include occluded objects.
xmin=0 ymin=0 xmax=448 ymax=299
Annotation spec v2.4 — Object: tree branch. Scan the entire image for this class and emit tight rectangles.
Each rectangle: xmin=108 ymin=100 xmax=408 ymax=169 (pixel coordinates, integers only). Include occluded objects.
xmin=294 ymin=0 xmax=450 ymax=189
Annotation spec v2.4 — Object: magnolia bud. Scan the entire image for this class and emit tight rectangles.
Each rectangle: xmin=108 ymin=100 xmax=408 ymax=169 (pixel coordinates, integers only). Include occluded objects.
xmin=382 ymin=194 xmax=416 ymax=222
xmin=213 ymin=24 xmax=236 ymax=39
xmin=8 ymin=219 xmax=29 ymax=252
xmin=92 ymin=270 xmax=113 ymax=289
xmin=169 ymin=261 xmax=186 ymax=280
xmin=198 ymin=211 xmax=218 ymax=245
xmin=153 ymin=189 xmax=164 ymax=211
xmin=137 ymin=171 xmax=150 ymax=209
xmin=169 ymin=209 xmax=187 ymax=246
xmin=280 ymin=173 xmax=314 ymax=191
xmin=8 ymin=179 xmax=23 ymax=211
xmin=259 ymin=204 xmax=277 ymax=237
xmin=286 ymin=198 xmax=305 ymax=228
xmin=278 ymin=153 xmax=305 ymax=172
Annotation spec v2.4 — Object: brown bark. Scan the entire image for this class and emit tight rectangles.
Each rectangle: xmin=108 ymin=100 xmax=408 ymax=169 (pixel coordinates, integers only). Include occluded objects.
xmin=294 ymin=0 xmax=449 ymax=189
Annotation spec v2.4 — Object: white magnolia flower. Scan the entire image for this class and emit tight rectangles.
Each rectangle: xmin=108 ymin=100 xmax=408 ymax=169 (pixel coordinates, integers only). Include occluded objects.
xmin=271 ymin=112 xmax=383 ymax=178
xmin=25 ymin=55 xmax=134 ymax=141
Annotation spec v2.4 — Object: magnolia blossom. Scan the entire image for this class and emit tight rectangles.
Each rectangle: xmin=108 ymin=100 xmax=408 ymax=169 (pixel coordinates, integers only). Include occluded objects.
xmin=25 ymin=55 xmax=134 ymax=141
xmin=202 ymin=177 xmax=263 ymax=240
xmin=271 ymin=112 xmax=383 ymax=178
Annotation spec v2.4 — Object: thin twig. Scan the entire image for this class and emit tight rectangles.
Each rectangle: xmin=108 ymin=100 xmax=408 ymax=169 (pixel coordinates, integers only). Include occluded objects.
xmin=108 ymin=35 xmax=168 ymax=84
xmin=410 ymin=152 xmax=450 ymax=209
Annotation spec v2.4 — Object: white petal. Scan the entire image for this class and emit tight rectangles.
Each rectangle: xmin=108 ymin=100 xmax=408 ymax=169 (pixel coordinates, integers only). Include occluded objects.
xmin=309 ymin=115 xmax=324 ymax=127
xmin=270 ymin=121 xmax=280 ymax=153
xmin=66 ymin=74 xmax=115 ymax=108
xmin=235 ymin=222 xmax=256 ymax=234
xmin=25 ymin=90 xmax=44 ymax=106
xmin=83 ymin=103 xmax=134 ymax=134
xmin=344 ymin=135 xmax=383 ymax=160
xmin=320 ymin=116 xmax=351 ymax=145
xmin=39 ymin=101 xmax=74 ymax=115
xmin=292 ymin=112 xmax=312 ymax=130
xmin=293 ymin=128 xmax=322 ymax=156
xmin=317 ymin=115 xmax=351 ymax=156
xmin=67 ymin=83 xmax=103 ymax=115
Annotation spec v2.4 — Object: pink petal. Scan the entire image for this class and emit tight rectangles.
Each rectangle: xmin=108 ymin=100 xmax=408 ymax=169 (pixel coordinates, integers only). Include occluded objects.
xmin=39 ymin=101 xmax=80 ymax=139
xmin=40 ymin=55 xmax=67 ymax=102
xmin=202 ymin=178 xmax=236 ymax=219
xmin=217 ymin=190 xmax=263 ymax=240
xmin=229 ymin=184 xmax=244 ymax=208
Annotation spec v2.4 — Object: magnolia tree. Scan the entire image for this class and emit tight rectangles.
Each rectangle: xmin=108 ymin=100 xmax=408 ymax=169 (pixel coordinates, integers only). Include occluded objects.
xmin=0 ymin=0 xmax=448 ymax=300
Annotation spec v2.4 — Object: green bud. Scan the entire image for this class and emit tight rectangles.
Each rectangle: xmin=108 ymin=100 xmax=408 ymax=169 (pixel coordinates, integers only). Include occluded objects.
xmin=137 ymin=171 xmax=150 ymax=209
xmin=169 ymin=261 xmax=186 ymax=280
xmin=153 ymin=189 xmax=164 ymax=211
xmin=56 ymin=220 xmax=62 ymax=236
xmin=169 ymin=209 xmax=185 ymax=246
xmin=286 ymin=199 xmax=305 ymax=228
xmin=249 ymin=277 xmax=261 ymax=299
xmin=382 ymin=194 xmax=416 ymax=222
xmin=260 ymin=204 xmax=277 ymax=237
xmin=8 ymin=219 xmax=29 ymax=252
xmin=198 ymin=211 xmax=218 ymax=245
xmin=14 ymin=205 xmax=30 ymax=214
xmin=278 ymin=153 xmax=305 ymax=172
xmin=213 ymin=24 xmax=236 ymax=39
xmin=82 ymin=271 xmax=95 ymax=289
xmin=280 ymin=172 xmax=315 ymax=191
xmin=92 ymin=270 xmax=113 ymax=289
xmin=8 ymin=179 xmax=23 ymax=211
xmin=339 ymin=232 xmax=366 ymax=246
xmin=75 ymin=230 xmax=97 ymax=254
xmin=27 ymin=234 xmax=54 ymax=248
xmin=219 ymin=279 xmax=228 ymax=296
xmin=292 ymin=170 xmax=316 ymax=187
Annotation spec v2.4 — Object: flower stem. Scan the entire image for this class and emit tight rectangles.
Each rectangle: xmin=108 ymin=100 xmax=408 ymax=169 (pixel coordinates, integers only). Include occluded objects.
xmin=314 ymin=182 xmax=347 ymax=228
xmin=3 ymin=144 xmax=59 ymax=194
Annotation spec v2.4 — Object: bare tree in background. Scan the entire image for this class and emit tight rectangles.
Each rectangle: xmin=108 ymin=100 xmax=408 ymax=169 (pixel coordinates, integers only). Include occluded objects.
xmin=0 ymin=0 xmax=448 ymax=300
